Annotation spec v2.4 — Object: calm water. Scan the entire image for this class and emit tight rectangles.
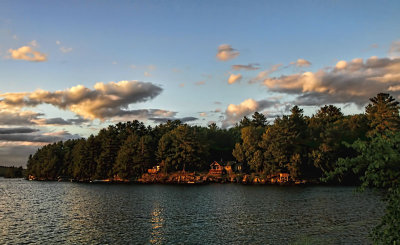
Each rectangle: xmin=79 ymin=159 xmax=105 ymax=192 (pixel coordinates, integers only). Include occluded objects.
xmin=0 ymin=178 xmax=384 ymax=244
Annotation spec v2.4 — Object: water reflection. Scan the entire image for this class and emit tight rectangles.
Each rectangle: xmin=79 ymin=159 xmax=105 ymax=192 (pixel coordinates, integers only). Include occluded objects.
xmin=0 ymin=179 xmax=385 ymax=244
xmin=149 ymin=202 xmax=165 ymax=244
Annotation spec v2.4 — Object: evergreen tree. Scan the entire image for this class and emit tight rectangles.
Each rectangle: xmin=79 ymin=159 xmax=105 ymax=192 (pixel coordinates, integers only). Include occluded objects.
xmin=366 ymin=93 xmax=400 ymax=136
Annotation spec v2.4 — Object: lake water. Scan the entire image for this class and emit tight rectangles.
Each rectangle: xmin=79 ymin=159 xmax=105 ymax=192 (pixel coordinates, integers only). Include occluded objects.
xmin=0 ymin=178 xmax=384 ymax=244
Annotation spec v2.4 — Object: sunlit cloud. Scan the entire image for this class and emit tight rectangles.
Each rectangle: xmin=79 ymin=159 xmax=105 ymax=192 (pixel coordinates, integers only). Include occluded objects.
xmin=261 ymin=56 xmax=400 ymax=106
xmin=8 ymin=45 xmax=47 ymax=62
xmin=0 ymin=80 xmax=163 ymax=120
xmin=195 ymin=81 xmax=205 ymax=86
xmin=228 ymin=74 xmax=242 ymax=84
xmin=222 ymin=98 xmax=277 ymax=128
xmin=216 ymin=44 xmax=239 ymax=61
xmin=292 ymin=58 xmax=311 ymax=67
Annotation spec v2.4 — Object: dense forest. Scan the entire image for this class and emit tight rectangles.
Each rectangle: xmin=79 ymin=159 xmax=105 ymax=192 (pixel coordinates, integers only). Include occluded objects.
xmin=27 ymin=93 xmax=399 ymax=184
xmin=26 ymin=92 xmax=400 ymax=243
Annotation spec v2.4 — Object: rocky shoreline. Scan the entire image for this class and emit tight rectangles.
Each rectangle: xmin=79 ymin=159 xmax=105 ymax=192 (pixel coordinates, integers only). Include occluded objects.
xmin=29 ymin=171 xmax=317 ymax=185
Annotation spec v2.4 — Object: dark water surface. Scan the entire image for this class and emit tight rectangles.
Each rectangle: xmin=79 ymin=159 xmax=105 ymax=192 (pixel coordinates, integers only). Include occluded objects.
xmin=0 ymin=178 xmax=384 ymax=244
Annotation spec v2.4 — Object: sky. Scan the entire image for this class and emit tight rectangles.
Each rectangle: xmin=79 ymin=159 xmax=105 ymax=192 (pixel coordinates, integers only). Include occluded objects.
xmin=0 ymin=0 xmax=400 ymax=166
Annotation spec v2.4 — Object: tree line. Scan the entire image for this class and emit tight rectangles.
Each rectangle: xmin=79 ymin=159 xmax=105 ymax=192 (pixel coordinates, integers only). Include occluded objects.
xmin=27 ymin=93 xmax=399 ymax=183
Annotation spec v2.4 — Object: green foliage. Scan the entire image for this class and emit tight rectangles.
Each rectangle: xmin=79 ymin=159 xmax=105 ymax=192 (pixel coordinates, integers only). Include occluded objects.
xmin=372 ymin=186 xmax=400 ymax=244
xmin=329 ymin=131 xmax=400 ymax=189
xmin=157 ymin=125 xmax=209 ymax=172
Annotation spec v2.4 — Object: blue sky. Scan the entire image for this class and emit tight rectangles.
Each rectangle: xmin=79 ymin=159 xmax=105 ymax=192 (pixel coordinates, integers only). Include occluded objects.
xmin=0 ymin=0 xmax=400 ymax=166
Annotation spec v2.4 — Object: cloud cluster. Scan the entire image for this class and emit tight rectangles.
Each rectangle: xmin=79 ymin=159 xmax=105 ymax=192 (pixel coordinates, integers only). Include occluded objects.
xmin=216 ymin=44 xmax=239 ymax=61
xmin=0 ymin=80 xmax=163 ymax=120
xmin=222 ymin=98 xmax=276 ymax=128
xmin=228 ymin=74 xmax=242 ymax=84
xmin=262 ymin=56 xmax=400 ymax=106
xmin=8 ymin=46 xmax=47 ymax=62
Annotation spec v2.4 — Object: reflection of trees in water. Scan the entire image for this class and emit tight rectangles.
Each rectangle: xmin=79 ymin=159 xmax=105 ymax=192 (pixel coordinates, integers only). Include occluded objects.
xmin=149 ymin=202 xmax=165 ymax=245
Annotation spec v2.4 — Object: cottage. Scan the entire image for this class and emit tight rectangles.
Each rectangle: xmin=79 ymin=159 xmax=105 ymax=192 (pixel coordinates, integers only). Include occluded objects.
xmin=209 ymin=161 xmax=224 ymax=175
xmin=279 ymin=173 xmax=289 ymax=182
xmin=270 ymin=172 xmax=290 ymax=183
xmin=224 ymin=165 xmax=232 ymax=173
xmin=148 ymin=165 xmax=160 ymax=174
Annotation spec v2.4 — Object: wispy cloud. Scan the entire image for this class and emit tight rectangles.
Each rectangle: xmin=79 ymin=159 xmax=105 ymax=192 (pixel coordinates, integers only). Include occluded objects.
xmin=195 ymin=81 xmax=205 ymax=86
xmin=249 ymin=64 xmax=282 ymax=84
xmin=32 ymin=117 xmax=90 ymax=126
xmin=56 ymin=40 xmax=73 ymax=53
xmin=232 ymin=63 xmax=260 ymax=71
xmin=389 ymin=40 xmax=400 ymax=56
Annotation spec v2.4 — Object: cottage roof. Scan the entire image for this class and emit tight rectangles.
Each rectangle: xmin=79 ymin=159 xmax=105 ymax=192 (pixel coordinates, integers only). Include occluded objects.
xmin=210 ymin=161 xmax=222 ymax=167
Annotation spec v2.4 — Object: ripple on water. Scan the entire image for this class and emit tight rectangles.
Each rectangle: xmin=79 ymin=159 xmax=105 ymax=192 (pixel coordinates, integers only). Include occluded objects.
xmin=0 ymin=179 xmax=384 ymax=244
